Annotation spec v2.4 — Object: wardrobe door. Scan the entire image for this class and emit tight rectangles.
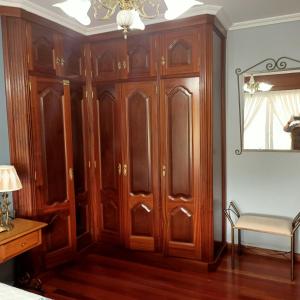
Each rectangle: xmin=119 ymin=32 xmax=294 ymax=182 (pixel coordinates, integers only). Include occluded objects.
xmin=30 ymin=77 xmax=76 ymax=267
xmin=161 ymin=28 xmax=200 ymax=76
xmin=92 ymin=40 xmax=126 ymax=82
xmin=27 ymin=23 xmax=61 ymax=75
xmin=122 ymin=82 xmax=160 ymax=251
xmin=70 ymin=82 xmax=92 ymax=250
xmin=95 ymin=85 xmax=122 ymax=244
xmin=62 ymin=36 xmax=84 ymax=79
xmin=160 ymin=77 xmax=201 ymax=259
xmin=126 ymin=35 xmax=157 ymax=79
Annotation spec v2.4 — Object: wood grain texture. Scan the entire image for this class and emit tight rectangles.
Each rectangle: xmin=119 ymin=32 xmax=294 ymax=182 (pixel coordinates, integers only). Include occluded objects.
xmin=2 ymin=16 xmax=36 ymax=217
xmin=42 ymin=247 xmax=300 ymax=300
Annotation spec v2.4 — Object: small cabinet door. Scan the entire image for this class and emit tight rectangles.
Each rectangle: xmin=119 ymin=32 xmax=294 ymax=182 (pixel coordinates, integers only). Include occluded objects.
xmin=95 ymin=85 xmax=122 ymax=243
xmin=121 ymin=81 xmax=160 ymax=251
xmin=160 ymin=77 xmax=201 ymax=259
xmin=27 ymin=23 xmax=61 ymax=75
xmin=62 ymin=36 xmax=84 ymax=79
xmin=70 ymin=82 xmax=91 ymax=250
xmin=160 ymin=29 xmax=200 ymax=76
xmin=126 ymin=35 xmax=157 ymax=79
xmin=30 ymin=76 xmax=76 ymax=267
xmin=92 ymin=40 xmax=126 ymax=82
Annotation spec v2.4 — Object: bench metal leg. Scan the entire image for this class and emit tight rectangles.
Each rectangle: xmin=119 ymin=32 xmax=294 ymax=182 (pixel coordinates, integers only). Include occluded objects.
xmin=291 ymin=234 xmax=295 ymax=281
xmin=238 ymin=229 xmax=242 ymax=255
xmin=231 ymin=227 xmax=235 ymax=269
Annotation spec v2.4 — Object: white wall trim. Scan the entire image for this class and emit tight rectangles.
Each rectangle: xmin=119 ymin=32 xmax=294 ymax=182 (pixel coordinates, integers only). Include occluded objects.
xmin=230 ymin=12 xmax=300 ymax=31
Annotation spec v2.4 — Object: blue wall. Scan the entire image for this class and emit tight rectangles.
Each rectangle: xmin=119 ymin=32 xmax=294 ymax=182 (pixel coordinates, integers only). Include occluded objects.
xmin=227 ymin=20 xmax=300 ymax=253
xmin=0 ymin=19 xmax=15 ymax=284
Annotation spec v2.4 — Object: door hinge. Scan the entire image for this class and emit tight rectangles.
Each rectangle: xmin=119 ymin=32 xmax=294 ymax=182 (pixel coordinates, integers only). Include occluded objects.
xmin=156 ymin=85 xmax=158 ymax=94
xmin=29 ymin=81 xmax=32 ymax=92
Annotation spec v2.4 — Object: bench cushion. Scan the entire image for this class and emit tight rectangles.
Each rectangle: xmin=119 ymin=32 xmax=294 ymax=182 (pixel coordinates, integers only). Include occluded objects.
xmin=235 ymin=214 xmax=293 ymax=236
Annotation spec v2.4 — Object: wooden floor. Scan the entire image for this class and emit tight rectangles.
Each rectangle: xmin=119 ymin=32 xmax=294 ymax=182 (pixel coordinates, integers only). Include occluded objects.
xmin=42 ymin=246 xmax=300 ymax=300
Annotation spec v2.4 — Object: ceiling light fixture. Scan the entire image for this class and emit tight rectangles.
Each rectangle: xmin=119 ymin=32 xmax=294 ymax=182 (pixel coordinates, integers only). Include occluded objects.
xmin=244 ymin=75 xmax=273 ymax=95
xmin=53 ymin=0 xmax=204 ymax=39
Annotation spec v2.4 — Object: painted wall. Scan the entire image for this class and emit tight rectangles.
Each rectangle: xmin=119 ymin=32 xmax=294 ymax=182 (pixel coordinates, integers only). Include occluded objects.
xmin=226 ymin=20 xmax=300 ymax=253
xmin=0 ymin=20 xmax=14 ymax=283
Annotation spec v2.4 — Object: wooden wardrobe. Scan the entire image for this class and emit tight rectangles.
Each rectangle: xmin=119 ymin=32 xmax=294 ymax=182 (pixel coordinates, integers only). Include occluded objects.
xmin=91 ymin=15 xmax=226 ymax=265
xmin=3 ymin=11 xmax=226 ymax=273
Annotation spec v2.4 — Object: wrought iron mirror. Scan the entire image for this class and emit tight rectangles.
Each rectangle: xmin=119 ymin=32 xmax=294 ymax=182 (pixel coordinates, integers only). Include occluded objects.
xmin=235 ymin=57 xmax=300 ymax=155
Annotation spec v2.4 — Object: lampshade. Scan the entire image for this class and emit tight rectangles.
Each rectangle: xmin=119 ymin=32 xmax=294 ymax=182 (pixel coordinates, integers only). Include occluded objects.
xmin=0 ymin=165 xmax=22 ymax=192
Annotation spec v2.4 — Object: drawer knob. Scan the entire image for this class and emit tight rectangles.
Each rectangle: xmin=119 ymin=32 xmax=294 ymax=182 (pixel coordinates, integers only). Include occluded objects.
xmin=21 ymin=242 xmax=26 ymax=247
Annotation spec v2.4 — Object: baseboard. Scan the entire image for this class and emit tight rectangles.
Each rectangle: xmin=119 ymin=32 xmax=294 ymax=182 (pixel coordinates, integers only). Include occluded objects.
xmin=227 ymin=243 xmax=300 ymax=262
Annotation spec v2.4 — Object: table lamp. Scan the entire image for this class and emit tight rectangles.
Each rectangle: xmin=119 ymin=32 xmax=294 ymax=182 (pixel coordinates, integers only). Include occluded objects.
xmin=0 ymin=165 xmax=22 ymax=232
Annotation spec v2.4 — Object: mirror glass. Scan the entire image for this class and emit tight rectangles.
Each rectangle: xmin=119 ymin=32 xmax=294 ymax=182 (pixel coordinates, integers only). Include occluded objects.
xmin=242 ymin=71 xmax=300 ymax=151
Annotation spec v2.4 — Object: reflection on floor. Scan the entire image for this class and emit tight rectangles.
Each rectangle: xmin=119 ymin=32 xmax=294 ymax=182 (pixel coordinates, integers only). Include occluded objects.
xmin=42 ymin=245 xmax=300 ymax=300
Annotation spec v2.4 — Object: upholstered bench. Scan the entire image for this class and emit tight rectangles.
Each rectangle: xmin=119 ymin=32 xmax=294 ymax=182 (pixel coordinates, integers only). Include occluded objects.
xmin=224 ymin=202 xmax=300 ymax=280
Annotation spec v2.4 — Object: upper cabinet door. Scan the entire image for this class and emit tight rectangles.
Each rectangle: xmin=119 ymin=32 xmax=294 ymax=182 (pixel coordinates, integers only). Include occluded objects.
xmin=62 ymin=36 xmax=84 ymax=79
xmin=126 ymin=35 xmax=157 ymax=79
xmin=161 ymin=29 xmax=200 ymax=76
xmin=92 ymin=40 xmax=126 ymax=82
xmin=27 ymin=23 xmax=60 ymax=75
xmin=122 ymin=81 xmax=160 ymax=252
xmin=160 ymin=77 xmax=201 ymax=260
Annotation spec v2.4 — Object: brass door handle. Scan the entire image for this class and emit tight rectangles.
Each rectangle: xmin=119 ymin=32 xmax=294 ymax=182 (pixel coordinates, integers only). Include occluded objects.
xmin=118 ymin=163 xmax=122 ymax=176
xmin=123 ymin=60 xmax=127 ymax=70
xmin=118 ymin=61 xmax=122 ymax=70
xmin=60 ymin=58 xmax=65 ymax=66
xmin=69 ymin=168 xmax=73 ymax=181
xmin=162 ymin=165 xmax=166 ymax=177
xmin=161 ymin=56 xmax=166 ymax=66
xmin=123 ymin=164 xmax=128 ymax=176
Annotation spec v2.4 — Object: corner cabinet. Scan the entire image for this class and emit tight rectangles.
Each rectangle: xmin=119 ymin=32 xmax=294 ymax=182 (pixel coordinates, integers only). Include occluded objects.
xmin=3 ymin=14 xmax=226 ymax=273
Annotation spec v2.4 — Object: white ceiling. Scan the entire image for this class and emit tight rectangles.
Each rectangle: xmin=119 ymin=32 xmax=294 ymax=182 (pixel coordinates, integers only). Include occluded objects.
xmin=1 ymin=0 xmax=300 ymax=35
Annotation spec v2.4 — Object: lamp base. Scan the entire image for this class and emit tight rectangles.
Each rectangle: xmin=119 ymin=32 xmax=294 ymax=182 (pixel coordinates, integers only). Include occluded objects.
xmin=0 ymin=222 xmax=14 ymax=233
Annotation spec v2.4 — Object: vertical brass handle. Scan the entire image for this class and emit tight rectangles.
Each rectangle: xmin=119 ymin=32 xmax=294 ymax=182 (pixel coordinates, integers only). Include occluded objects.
xmin=60 ymin=58 xmax=65 ymax=66
xmin=161 ymin=56 xmax=166 ymax=66
xmin=118 ymin=163 xmax=122 ymax=176
xmin=118 ymin=61 xmax=122 ymax=70
xmin=123 ymin=60 xmax=127 ymax=70
xmin=123 ymin=164 xmax=128 ymax=176
xmin=69 ymin=168 xmax=73 ymax=181
xmin=162 ymin=165 xmax=166 ymax=177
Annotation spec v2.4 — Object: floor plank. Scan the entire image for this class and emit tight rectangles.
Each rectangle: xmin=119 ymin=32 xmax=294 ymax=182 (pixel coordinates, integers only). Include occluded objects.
xmin=42 ymin=246 xmax=300 ymax=300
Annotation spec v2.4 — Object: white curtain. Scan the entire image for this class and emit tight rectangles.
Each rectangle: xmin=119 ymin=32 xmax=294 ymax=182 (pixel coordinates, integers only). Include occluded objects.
xmin=244 ymin=89 xmax=300 ymax=150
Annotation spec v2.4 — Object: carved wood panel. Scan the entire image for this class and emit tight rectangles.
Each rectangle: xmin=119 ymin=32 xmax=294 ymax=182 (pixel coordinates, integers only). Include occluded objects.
xmin=122 ymin=81 xmax=160 ymax=251
xmin=160 ymin=77 xmax=201 ymax=259
xmin=63 ymin=36 xmax=83 ymax=79
xmin=128 ymin=91 xmax=151 ymax=195
xmin=30 ymin=77 xmax=76 ymax=267
xmin=27 ymin=23 xmax=57 ymax=75
xmin=92 ymin=40 xmax=125 ymax=81
xmin=168 ymin=87 xmax=192 ymax=200
xmin=127 ymin=35 xmax=156 ymax=78
xmin=96 ymin=86 xmax=121 ymax=242
xmin=161 ymin=29 xmax=199 ymax=76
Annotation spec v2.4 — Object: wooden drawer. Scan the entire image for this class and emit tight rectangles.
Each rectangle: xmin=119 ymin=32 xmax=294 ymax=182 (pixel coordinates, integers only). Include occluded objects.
xmin=0 ymin=231 xmax=41 ymax=263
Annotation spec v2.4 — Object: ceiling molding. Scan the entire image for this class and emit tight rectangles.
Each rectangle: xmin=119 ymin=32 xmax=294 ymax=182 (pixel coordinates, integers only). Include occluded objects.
xmin=230 ymin=12 xmax=300 ymax=31
xmin=0 ymin=1 xmax=228 ymax=36
xmin=0 ymin=0 xmax=87 ymax=34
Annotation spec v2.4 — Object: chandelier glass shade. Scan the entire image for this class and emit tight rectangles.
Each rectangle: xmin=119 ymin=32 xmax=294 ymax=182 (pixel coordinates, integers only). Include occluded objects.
xmin=53 ymin=0 xmax=204 ymax=38
xmin=243 ymin=75 xmax=273 ymax=95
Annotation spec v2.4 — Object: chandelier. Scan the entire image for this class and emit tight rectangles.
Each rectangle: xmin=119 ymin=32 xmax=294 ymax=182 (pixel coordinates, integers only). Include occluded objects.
xmin=53 ymin=0 xmax=203 ymax=39
xmin=243 ymin=75 xmax=273 ymax=95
